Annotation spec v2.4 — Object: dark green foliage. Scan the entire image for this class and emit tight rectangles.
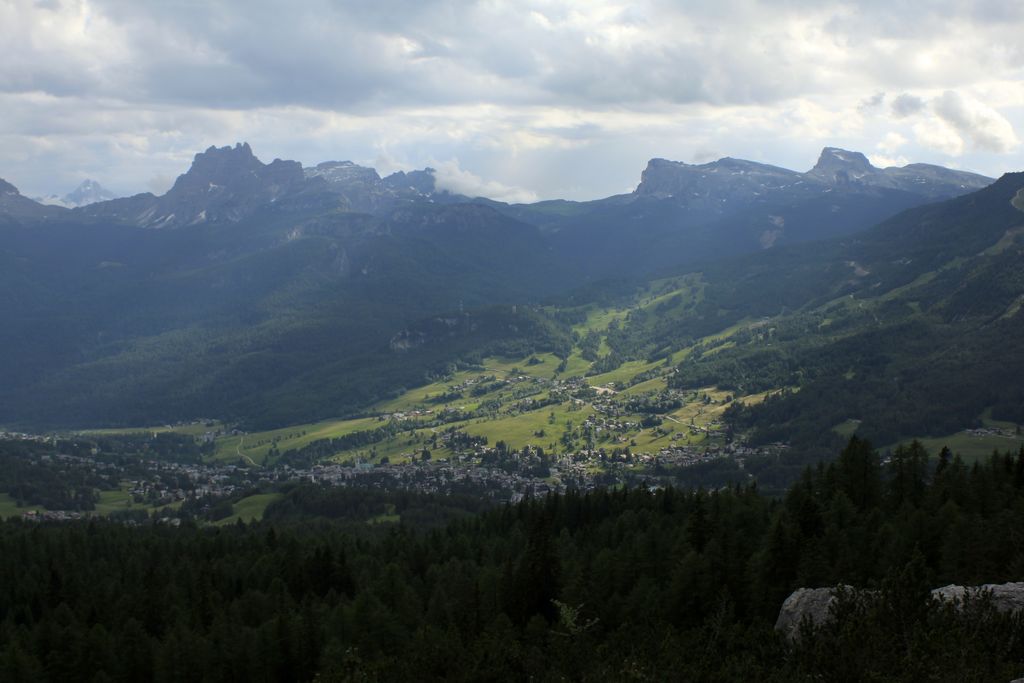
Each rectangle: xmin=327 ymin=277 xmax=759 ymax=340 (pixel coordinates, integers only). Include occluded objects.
xmin=792 ymin=561 xmax=1024 ymax=682
xmin=0 ymin=205 xmax=576 ymax=430
xmin=0 ymin=442 xmax=1022 ymax=680
xmin=835 ymin=436 xmax=882 ymax=511
xmin=622 ymin=173 xmax=1024 ymax=450
xmin=540 ymin=182 xmax=936 ymax=277
xmin=0 ymin=440 xmax=105 ymax=511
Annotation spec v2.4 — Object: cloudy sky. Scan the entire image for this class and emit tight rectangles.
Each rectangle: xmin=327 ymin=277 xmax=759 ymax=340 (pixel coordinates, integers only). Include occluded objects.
xmin=2 ymin=0 xmax=1022 ymax=202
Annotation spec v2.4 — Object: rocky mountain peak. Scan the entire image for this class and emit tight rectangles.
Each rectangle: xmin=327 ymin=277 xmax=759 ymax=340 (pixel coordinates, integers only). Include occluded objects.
xmin=635 ymin=156 xmax=800 ymax=204
xmin=808 ymin=147 xmax=877 ymax=183
xmin=71 ymin=145 xmax=460 ymax=228
xmin=304 ymin=161 xmax=381 ymax=186
xmin=633 ymin=146 xmax=992 ymax=209
xmin=35 ymin=179 xmax=116 ymax=208
xmin=635 ymin=158 xmax=693 ymax=198
xmin=382 ymin=168 xmax=436 ymax=195
xmin=0 ymin=178 xmax=19 ymax=196
xmin=172 ymin=142 xmax=265 ymax=192
xmin=62 ymin=179 xmax=115 ymax=207
xmin=171 ymin=142 xmax=305 ymax=195
xmin=303 ymin=161 xmax=443 ymax=213
xmin=121 ymin=142 xmax=306 ymax=227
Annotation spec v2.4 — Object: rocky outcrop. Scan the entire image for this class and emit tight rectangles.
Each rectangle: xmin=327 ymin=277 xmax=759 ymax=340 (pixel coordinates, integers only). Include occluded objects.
xmin=305 ymin=160 xmax=381 ymax=187
xmin=79 ymin=142 xmax=308 ymax=228
xmin=635 ymin=157 xmax=800 ymax=205
xmin=774 ymin=586 xmax=851 ymax=641
xmin=931 ymin=582 xmax=1024 ymax=613
xmin=69 ymin=145 xmax=457 ymax=228
xmin=306 ymin=161 xmax=390 ymax=214
xmin=635 ymin=147 xmax=992 ymax=208
xmin=806 ymin=147 xmax=877 ymax=185
xmin=776 ymin=582 xmax=1024 ymax=641
xmin=807 ymin=147 xmax=992 ymax=198
xmin=306 ymin=162 xmax=441 ymax=214
xmin=382 ymin=168 xmax=436 ymax=196
xmin=147 ymin=142 xmax=306 ymax=226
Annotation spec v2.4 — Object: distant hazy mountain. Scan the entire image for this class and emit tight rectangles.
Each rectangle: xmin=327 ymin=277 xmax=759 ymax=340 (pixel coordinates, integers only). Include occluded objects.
xmin=1 ymin=142 xmax=993 ymax=257
xmin=804 ymin=147 xmax=992 ymax=196
xmin=0 ymin=178 xmax=68 ymax=223
xmin=35 ymin=179 xmax=116 ymax=208
xmin=78 ymin=143 xmax=309 ymax=228
xmin=70 ymin=144 xmax=462 ymax=230
xmin=304 ymin=160 xmax=447 ymax=214
xmin=528 ymin=147 xmax=993 ymax=275
xmin=636 ymin=147 xmax=990 ymax=203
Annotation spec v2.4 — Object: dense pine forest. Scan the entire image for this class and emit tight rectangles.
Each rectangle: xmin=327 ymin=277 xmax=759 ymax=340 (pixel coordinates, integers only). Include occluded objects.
xmin=1 ymin=438 xmax=1022 ymax=681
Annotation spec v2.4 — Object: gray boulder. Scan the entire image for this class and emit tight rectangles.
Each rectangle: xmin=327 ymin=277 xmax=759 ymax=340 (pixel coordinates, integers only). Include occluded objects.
xmin=774 ymin=586 xmax=849 ymax=641
xmin=930 ymin=582 xmax=1024 ymax=613
xmin=776 ymin=582 xmax=1024 ymax=641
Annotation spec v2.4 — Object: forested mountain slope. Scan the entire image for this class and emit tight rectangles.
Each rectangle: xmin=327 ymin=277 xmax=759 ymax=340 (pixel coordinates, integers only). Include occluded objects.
xmin=0 ymin=200 xmax=574 ymax=428
xmin=587 ymin=173 xmax=1024 ymax=448
xmin=0 ymin=145 xmax=1002 ymax=431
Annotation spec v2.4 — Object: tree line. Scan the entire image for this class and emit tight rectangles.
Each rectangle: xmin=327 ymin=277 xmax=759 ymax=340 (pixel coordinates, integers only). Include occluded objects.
xmin=0 ymin=438 xmax=1022 ymax=680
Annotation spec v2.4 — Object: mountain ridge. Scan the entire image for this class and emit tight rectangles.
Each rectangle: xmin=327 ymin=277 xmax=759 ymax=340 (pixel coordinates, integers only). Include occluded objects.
xmin=0 ymin=143 xmax=994 ymax=235
xmin=635 ymin=146 xmax=991 ymax=202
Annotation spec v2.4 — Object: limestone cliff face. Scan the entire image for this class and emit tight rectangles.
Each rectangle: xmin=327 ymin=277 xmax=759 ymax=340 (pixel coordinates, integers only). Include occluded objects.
xmin=75 ymin=146 xmax=449 ymax=229
xmin=635 ymin=147 xmax=992 ymax=206
xmin=806 ymin=147 xmax=993 ymax=198
xmin=635 ymin=157 xmax=801 ymax=207
xmin=76 ymin=142 xmax=309 ymax=229
xmin=304 ymin=161 xmax=440 ymax=214
xmin=141 ymin=143 xmax=306 ymax=227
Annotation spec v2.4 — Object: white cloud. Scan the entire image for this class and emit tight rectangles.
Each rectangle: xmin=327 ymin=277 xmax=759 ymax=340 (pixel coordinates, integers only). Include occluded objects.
xmin=0 ymin=0 xmax=1022 ymax=198
xmin=932 ymin=90 xmax=1019 ymax=153
xmin=869 ymin=153 xmax=910 ymax=169
xmin=891 ymin=93 xmax=926 ymax=118
xmin=858 ymin=92 xmax=885 ymax=112
xmin=877 ymin=131 xmax=908 ymax=154
xmin=870 ymin=132 xmax=910 ymax=167
xmin=145 ymin=174 xmax=175 ymax=195
xmin=431 ymin=159 xmax=539 ymax=204
xmin=913 ymin=118 xmax=965 ymax=157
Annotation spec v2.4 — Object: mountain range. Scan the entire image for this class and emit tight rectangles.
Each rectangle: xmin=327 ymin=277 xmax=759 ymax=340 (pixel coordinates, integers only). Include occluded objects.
xmin=3 ymin=142 xmax=990 ymax=237
xmin=0 ymin=141 xmax=993 ymax=280
xmin=0 ymin=143 xmax=1016 ymax=442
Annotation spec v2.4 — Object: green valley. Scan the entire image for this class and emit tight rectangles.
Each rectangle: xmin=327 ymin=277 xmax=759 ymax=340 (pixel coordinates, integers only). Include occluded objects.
xmin=45 ymin=169 xmax=1024 ymax=494
xmin=133 ymin=275 xmax=772 ymax=476
xmin=2 ymin=150 xmax=1023 ymax=499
